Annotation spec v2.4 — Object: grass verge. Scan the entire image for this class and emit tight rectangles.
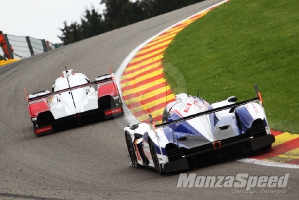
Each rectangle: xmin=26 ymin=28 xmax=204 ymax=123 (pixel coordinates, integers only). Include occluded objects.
xmin=163 ymin=0 xmax=299 ymax=133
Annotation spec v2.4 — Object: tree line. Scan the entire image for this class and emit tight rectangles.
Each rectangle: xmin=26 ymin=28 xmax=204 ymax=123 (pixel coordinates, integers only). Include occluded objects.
xmin=58 ymin=0 xmax=204 ymax=45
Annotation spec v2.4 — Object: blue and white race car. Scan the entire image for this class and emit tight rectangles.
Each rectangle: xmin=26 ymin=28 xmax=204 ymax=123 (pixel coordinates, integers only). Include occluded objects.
xmin=124 ymin=85 xmax=275 ymax=174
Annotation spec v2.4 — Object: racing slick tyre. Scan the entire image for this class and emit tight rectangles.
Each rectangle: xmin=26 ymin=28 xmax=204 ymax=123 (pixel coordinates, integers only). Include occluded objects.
xmin=125 ymin=131 xmax=139 ymax=168
xmin=256 ymin=144 xmax=272 ymax=152
xmin=149 ymin=138 xmax=164 ymax=175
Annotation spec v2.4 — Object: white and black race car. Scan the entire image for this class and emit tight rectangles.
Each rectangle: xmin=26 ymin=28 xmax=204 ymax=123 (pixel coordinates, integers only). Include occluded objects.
xmin=124 ymin=85 xmax=275 ymax=174
xmin=24 ymin=69 xmax=123 ymax=136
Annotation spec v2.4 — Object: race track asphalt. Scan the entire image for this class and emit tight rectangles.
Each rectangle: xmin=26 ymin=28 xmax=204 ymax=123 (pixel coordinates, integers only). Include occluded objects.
xmin=0 ymin=0 xmax=298 ymax=199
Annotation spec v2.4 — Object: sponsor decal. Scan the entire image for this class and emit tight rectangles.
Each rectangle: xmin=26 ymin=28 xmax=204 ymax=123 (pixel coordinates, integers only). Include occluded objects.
xmin=35 ymin=125 xmax=53 ymax=134
xmin=143 ymin=142 xmax=152 ymax=160
xmin=252 ymin=104 xmax=259 ymax=114
xmin=184 ymin=103 xmax=192 ymax=113
xmin=176 ymin=173 xmax=290 ymax=192
xmin=204 ymin=101 xmax=208 ymax=110
xmin=134 ymin=143 xmax=142 ymax=161
xmin=104 ymin=107 xmax=122 ymax=116
xmin=194 ymin=100 xmax=203 ymax=110
xmin=144 ymin=150 xmax=152 ymax=160
xmin=143 ymin=145 xmax=153 ymax=160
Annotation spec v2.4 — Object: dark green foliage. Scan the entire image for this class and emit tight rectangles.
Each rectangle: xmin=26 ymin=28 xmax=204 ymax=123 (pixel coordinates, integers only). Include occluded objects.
xmin=58 ymin=0 xmax=204 ymax=44
xmin=81 ymin=8 xmax=106 ymax=38
xmin=58 ymin=22 xmax=83 ymax=45
xmin=59 ymin=7 xmax=104 ymax=45
xmin=101 ymin=0 xmax=144 ymax=30
xmin=140 ymin=0 xmax=204 ymax=16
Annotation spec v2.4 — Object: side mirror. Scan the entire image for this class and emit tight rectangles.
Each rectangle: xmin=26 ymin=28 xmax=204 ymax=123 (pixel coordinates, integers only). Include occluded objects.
xmin=227 ymin=96 xmax=237 ymax=103
xmin=130 ymin=123 xmax=139 ymax=130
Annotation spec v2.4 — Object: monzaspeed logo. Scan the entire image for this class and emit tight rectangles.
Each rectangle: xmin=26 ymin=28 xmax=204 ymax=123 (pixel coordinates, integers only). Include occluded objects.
xmin=176 ymin=173 xmax=289 ymax=191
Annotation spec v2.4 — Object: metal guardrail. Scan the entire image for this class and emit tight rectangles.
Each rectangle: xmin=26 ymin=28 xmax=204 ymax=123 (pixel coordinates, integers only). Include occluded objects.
xmin=1 ymin=34 xmax=63 ymax=60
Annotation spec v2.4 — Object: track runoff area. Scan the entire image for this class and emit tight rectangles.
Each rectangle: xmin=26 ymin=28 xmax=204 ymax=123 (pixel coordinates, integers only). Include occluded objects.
xmin=0 ymin=58 xmax=21 ymax=67
xmin=116 ymin=0 xmax=299 ymax=169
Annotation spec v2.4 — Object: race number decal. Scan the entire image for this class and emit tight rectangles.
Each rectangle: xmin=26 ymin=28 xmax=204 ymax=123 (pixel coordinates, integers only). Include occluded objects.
xmin=184 ymin=103 xmax=192 ymax=113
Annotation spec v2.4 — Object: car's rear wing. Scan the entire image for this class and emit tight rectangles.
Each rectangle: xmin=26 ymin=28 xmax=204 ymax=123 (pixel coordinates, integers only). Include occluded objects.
xmin=24 ymin=74 xmax=114 ymax=103
xmin=154 ymin=84 xmax=263 ymax=128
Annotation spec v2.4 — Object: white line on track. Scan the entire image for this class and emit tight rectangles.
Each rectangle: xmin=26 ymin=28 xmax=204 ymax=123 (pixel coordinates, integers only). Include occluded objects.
xmin=240 ymin=158 xmax=299 ymax=169
xmin=115 ymin=0 xmax=298 ymax=169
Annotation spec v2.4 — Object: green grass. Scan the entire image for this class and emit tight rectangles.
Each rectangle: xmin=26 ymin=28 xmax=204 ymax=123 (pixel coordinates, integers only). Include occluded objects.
xmin=163 ymin=0 xmax=299 ymax=133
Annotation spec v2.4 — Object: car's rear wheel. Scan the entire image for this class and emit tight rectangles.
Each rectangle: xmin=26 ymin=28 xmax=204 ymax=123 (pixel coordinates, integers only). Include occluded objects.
xmin=149 ymin=139 xmax=164 ymax=174
xmin=125 ymin=132 xmax=139 ymax=168
xmin=263 ymin=144 xmax=272 ymax=150
xmin=257 ymin=144 xmax=272 ymax=152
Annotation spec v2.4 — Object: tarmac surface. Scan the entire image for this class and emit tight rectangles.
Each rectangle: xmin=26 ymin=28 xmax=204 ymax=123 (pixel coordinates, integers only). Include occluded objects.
xmin=0 ymin=0 xmax=298 ymax=199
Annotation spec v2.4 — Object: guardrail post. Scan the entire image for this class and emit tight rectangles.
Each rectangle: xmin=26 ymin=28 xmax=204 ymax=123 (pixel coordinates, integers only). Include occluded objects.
xmin=26 ymin=36 xmax=34 ymax=56
xmin=41 ymin=39 xmax=48 ymax=52
xmin=3 ymin=34 xmax=14 ymax=59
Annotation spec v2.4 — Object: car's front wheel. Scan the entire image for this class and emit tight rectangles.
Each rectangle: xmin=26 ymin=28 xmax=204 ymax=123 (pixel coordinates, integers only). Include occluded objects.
xmin=125 ymin=131 xmax=139 ymax=168
xmin=149 ymin=138 xmax=164 ymax=174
